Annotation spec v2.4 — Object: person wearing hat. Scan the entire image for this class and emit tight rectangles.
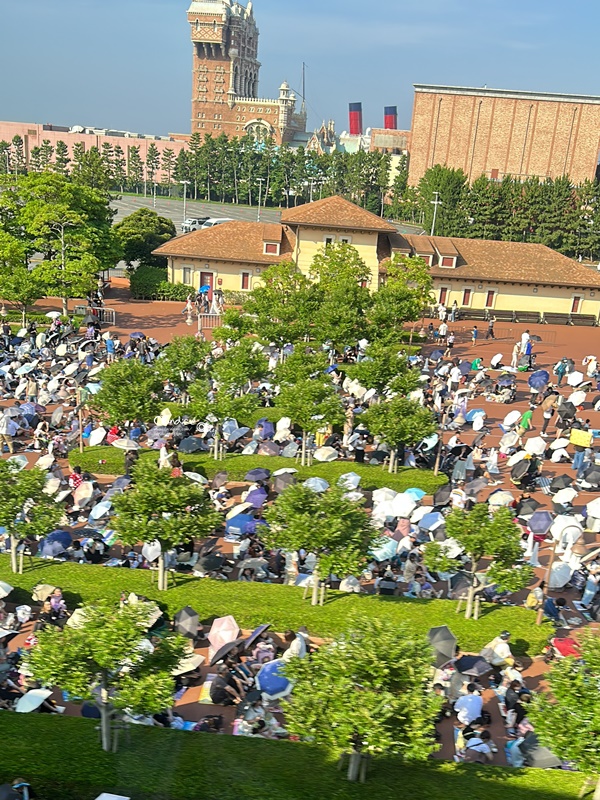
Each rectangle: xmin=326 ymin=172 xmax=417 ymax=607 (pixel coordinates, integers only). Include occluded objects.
xmin=480 ymin=631 xmax=514 ymax=668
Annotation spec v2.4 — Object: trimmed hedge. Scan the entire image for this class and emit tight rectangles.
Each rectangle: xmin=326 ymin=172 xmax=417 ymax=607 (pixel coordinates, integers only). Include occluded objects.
xmin=69 ymin=447 xmax=447 ymax=494
xmin=129 ymin=266 xmax=194 ymax=301
xmin=0 ymin=559 xmax=550 ymax=657
xmin=0 ymin=715 xmax=584 ymax=800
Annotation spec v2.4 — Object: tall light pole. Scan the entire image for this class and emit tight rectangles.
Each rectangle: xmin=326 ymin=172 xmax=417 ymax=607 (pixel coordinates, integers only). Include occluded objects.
xmin=180 ymin=180 xmax=190 ymax=227
xmin=257 ymin=178 xmax=265 ymax=222
xmin=430 ymin=191 xmax=442 ymax=236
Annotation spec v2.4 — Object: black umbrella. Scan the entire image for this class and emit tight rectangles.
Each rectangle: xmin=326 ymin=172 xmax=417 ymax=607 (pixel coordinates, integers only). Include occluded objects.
xmin=427 ymin=625 xmax=457 ymax=667
xmin=465 ymin=477 xmax=489 ymax=496
xmin=243 ymin=624 xmax=272 ymax=652
xmin=530 ymin=335 xmax=542 ymax=342
xmin=197 ymin=554 xmax=225 ymax=572
xmin=584 ymin=466 xmax=600 ymax=485
xmin=511 ymin=460 xmax=530 ymax=481
xmin=178 ymin=437 xmax=205 ymax=454
xmin=173 ymin=606 xmax=199 ymax=639
xmin=558 ymin=402 xmax=576 ymax=419
xmin=245 ymin=468 xmax=271 ymax=482
xmin=550 ymin=474 xmax=573 ymax=492
xmin=458 ymin=361 xmax=471 ymax=376
xmin=478 ymin=379 xmax=494 ymax=391
xmin=472 ymin=430 xmax=490 ymax=447
xmin=454 ymin=655 xmax=493 ymax=677
xmin=518 ymin=498 xmax=541 ymax=515
xmin=434 ymin=485 xmax=452 ymax=506
xmin=209 ymin=637 xmax=245 ymax=667
xmin=451 ymin=445 xmax=473 ymax=457
xmin=212 ymin=471 xmax=228 ymax=489
xmin=273 ymin=473 xmax=296 ymax=493
xmin=369 ymin=450 xmax=387 ymax=464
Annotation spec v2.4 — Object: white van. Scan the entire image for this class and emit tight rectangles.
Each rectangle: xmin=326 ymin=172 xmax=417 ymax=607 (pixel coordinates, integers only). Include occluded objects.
xmin=201 ymin=217 xmax=235 ymax=229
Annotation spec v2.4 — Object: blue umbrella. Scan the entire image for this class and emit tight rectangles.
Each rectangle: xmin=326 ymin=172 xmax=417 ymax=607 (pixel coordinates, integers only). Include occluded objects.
xmin=245 ymin=468 xmax=271 ymax=482
xmin=256 ymin=658 xmax=293 ymax=700
xmin=325 ymin=365 xmax=338 ymax=374
xmin=45 ymin=530 xmax=73 ymax=549
xmin=370 ymin=537 xmax=399 ymax=561
xmin=225 ymin=514 xmax=256 ymax=536
xmin=245 ymin=488 xmax=268 ymax=508
xmin=528 ymin=510 xmax=554 ymax=535
xmin=199 ymin=285 xmax=211 ymax=293
xmin=405 ymin=488 xmax=426 ymax=501
xmin=497 ymin=376 xmax=515 ymax=387
xmin=257 ymin=419 xmax=275 ymax=439
xmin=430 ymin=350 xmax=444 ymax=361
xmin=528 ymin=370 xmax=550 ymax=391
xmin=130 ymin=332 xmax=144 ymax=339
xmin=465 ymin=409 xmax=485 ymax=422
xmin=458 ymin=361 xmax=472 ymax=376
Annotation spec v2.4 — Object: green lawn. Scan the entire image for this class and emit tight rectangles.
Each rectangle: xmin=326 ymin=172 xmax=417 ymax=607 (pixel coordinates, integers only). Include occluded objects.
xmin=0 ymin=714 xmax=584 ymax=800
xmin=70 ymin=446 xmax=447 ymax=494
xmin=0 ymin=559 xmax=550 ymax=656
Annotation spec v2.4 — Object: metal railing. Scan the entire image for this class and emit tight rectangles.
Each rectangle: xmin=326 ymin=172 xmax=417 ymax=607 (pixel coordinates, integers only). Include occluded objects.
xmin=198 ymin=313 xmax=222 ymax=330
xmin=74 ymin=305 xmax=116 ymax=326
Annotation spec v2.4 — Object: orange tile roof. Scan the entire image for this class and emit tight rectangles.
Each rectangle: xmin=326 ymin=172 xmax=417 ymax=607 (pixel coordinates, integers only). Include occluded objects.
xmin=391 ymin=234 xmax=600 ymax=289
xmin=153 ymin=221 xmax=296 ymax=265
xmin=281 ymin=195 xmax=396 ymax=232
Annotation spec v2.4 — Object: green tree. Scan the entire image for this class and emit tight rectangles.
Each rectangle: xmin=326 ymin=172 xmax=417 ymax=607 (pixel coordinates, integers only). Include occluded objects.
xmin=100 ymin=142 xmax=115 ymax=188
xmin=529 ymin=633 xmax=600 ymax=799
xmin=362 ymin=395 xmax=437 ymax=473
xmin=0 ymin=141 xmax=11 ymax=174
xmin=423 ymin=505 xmax=532 ymax=619
xmin=39 ymin=139 xmax=54 ymax=171
xmin=283 ymin=617 xmax=442 ymax=777
xmin=113 ymin=208 xmax=176 ymax=269
xmin=276 ymin=379 xmax=343 ymax=466
xmin=24 ymin=599 xmax=188 ymax=751
xmin=113 ymin=461 xmax=220 ymax=590
xmin=463 ymin=174 xmax=509 ymax=240
xmin=53 ymin=140 xmax=70 ymax=176
xmin=210 ymin=338 xmax=268 ymax=394
xmin=386 ymin=155 xmax=409 ymax=219
xmin=92 ymin=359 xmax=163 ymax=425
xmin=160 ymin=148 xmax=176 ymax=196
xmin=418 ymin=165 xmax=468 ymax=236
xmin=187 ymin=380 xmax=259 ymax=459
xmin=0 ymin=460 xmax=63 ymax=574
xmin=127 ymin=145 xmax=144 ymax=193
xmin=146 ymin=143 xmax=160 ymax=187
xmin=369 ymin=254 xmax=433 ymax=343
xmin=29 ymin=147 xmax=42 ymax=173
xmin=345 ymin=342 xmax=419 ymax=395
xmin=11 ymin=135 xmax=26 ymax=174
xmin=112 ymin=144 xmax=127 ymax=193
xmin=154 ymin=335 xmax=210 ymax=392
xmin=71 ymin=146 xmax=112 ymax=192
xmin=273 ymin=350 xmax=329 ymax=384
xmin=265 ymin=484 xmax=376 ymax=605
xmin=310 ymin=244 xmax=372 ymax=353
xmin=243 ymin=262 xmax=316 ymax=349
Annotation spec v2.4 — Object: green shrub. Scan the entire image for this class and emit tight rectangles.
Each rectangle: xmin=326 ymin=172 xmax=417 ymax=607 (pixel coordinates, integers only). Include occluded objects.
xmin=70 ymin=446 xmax=446 ymax=494
xmin=129 ymin=266 xmax=194 ymax=301
xmin=222 ymin=289 xmax=247 ymax=306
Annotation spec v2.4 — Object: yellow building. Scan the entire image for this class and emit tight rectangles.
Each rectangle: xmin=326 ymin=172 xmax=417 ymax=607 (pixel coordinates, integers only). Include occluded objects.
xmin=155 ymin=195 xmax=600 ymax=323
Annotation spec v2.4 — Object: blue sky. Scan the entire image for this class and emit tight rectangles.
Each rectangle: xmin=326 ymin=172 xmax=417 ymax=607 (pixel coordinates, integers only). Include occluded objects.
xmin=1 ymin=0 xmax=597 ymax=136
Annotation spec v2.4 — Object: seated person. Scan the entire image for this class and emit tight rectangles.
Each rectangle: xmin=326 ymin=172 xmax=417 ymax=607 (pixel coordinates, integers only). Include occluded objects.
xmin=209 ymin=664 xmax=243 ymax=706
xmin=544 ymin=597 xmax=568 ymax=627
xmin=464 ymin=730 xmax=494 ymax=763
xmin=38 ymin=600 xmax=67 ymax=629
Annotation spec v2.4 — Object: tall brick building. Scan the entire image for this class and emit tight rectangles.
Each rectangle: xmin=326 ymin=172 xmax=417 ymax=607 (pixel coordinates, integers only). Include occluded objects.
xmin=188 ymin=0 xmax=306 ymax=144
xmin=408 ymin=84 xmax=600 ymax=186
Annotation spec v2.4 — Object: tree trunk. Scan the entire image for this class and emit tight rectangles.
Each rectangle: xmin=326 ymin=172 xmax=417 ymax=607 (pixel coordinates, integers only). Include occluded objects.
xmin=213 ymin=429 xmax=220 ymax=461
xmin=388 ymin=448 xmax=397 ymax=474
xmin=99 ymin=689 xmax=112 ymax=753
xmin=9 ymin=539 xmax=18 ymax=574
xmin=311 ymin=567 xmax=319 ymax=607
xmin=158 ymin=552 xmax=166 ymax=592
xmin=347 ymin=751 xmax=362 ymax=782
xmin=62 ymin=297 xmax=68 ymax=316
xmin=301 ymin=431 xmax=307 ymax=467
xmin=464 ymin=563 xmax=477 ymax=620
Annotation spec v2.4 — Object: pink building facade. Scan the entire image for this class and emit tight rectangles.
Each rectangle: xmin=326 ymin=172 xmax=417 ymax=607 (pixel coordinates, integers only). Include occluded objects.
xmin=0 ymin=120 xmax=189 ymax=180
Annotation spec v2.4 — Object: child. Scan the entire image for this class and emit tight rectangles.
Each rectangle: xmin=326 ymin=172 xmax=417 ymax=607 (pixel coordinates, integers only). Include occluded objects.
xmin=471 ymin=326 xmax=478 ymax=346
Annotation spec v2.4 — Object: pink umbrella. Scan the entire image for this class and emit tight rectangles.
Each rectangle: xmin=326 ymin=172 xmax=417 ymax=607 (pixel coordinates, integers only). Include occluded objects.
xmin=208 ymin=615 xmax=240 ymax=651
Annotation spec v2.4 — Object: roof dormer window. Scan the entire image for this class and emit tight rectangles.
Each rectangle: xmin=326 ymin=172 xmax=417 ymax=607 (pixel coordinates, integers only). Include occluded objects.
xmin=440 ymin=256 xmax=457 ymax=268
xmin=264 ymin=242 xmax=280 ymax=256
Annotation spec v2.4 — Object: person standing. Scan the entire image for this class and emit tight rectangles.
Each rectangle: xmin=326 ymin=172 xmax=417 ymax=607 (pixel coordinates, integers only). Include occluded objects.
xmin=554 ymin=358 xmax=568 ymax=387
xmin=471 ymin=325 xmax=478 ymax=346
xmin=511 ymin=342 xmax=521 ymax=369
xmin=439 ymin=321 xmax=448 ymax=344
xmin=520 ymin=330 xmax=530 ymax=355
xmin=0 ymin=412 xmax=17 ymax=454
xmin=445 ymin=331 xmax=455 ymax=357
xmin=486 ymin=317 xmax=496 ymax=340
xmin=450 ymin=300 xmax=458 ymax=322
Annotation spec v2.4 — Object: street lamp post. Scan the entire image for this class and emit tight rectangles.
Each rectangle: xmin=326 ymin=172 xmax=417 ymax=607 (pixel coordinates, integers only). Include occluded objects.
xmin=181 ymin=180 xmax=190 ymax=228
xmin=257 ymin=178 xmax=265 ymax=222
xmin=430 ymin=191 xmax=442 ymax=236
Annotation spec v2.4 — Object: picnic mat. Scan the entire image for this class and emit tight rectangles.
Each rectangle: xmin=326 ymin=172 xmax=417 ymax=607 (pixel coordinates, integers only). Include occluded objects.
xmin=198 ymin=673 xmax=216 ymax=704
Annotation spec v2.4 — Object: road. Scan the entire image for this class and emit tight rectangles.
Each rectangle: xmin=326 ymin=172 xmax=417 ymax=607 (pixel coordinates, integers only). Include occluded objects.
xmin=112 ymin=194 xmax=425 ymax=235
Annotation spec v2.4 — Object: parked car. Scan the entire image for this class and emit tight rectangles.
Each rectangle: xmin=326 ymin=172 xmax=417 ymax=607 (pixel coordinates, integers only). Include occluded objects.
xmin=181 ymin=217 xmax=210 ymax=233
xmin=201 ymin=218 xmax=235 ymax=229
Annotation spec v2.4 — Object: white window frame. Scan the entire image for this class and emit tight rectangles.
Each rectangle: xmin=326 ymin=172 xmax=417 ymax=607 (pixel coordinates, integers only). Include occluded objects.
xmin=439 ymin=256 xmax=457 ymax=269
xmin=263 ymin=242 xmax=280 ymax=256
xmin=323 ymin=235 xmax=335 ymax=247
xmin=339 ymin=235 xmax=352 ymax=245
xmin=241 ymin=271 xmax=251 ymax=291
xmin=182 ymin=267 xmax=192 ymax=286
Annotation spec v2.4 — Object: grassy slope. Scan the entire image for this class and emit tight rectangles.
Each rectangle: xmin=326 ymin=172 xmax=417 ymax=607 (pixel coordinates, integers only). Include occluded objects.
xmin=0 ymin=715 xmax=584 ymax=800
xmin=0 ymin=559 xmax=550 ymax=656
xmin=69 ymin=447 xmax=447 ymax=494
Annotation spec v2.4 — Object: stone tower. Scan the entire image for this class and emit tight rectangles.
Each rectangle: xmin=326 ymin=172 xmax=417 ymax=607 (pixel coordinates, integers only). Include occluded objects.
xmin=187 ymin=0 xmax=306 ymax=144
